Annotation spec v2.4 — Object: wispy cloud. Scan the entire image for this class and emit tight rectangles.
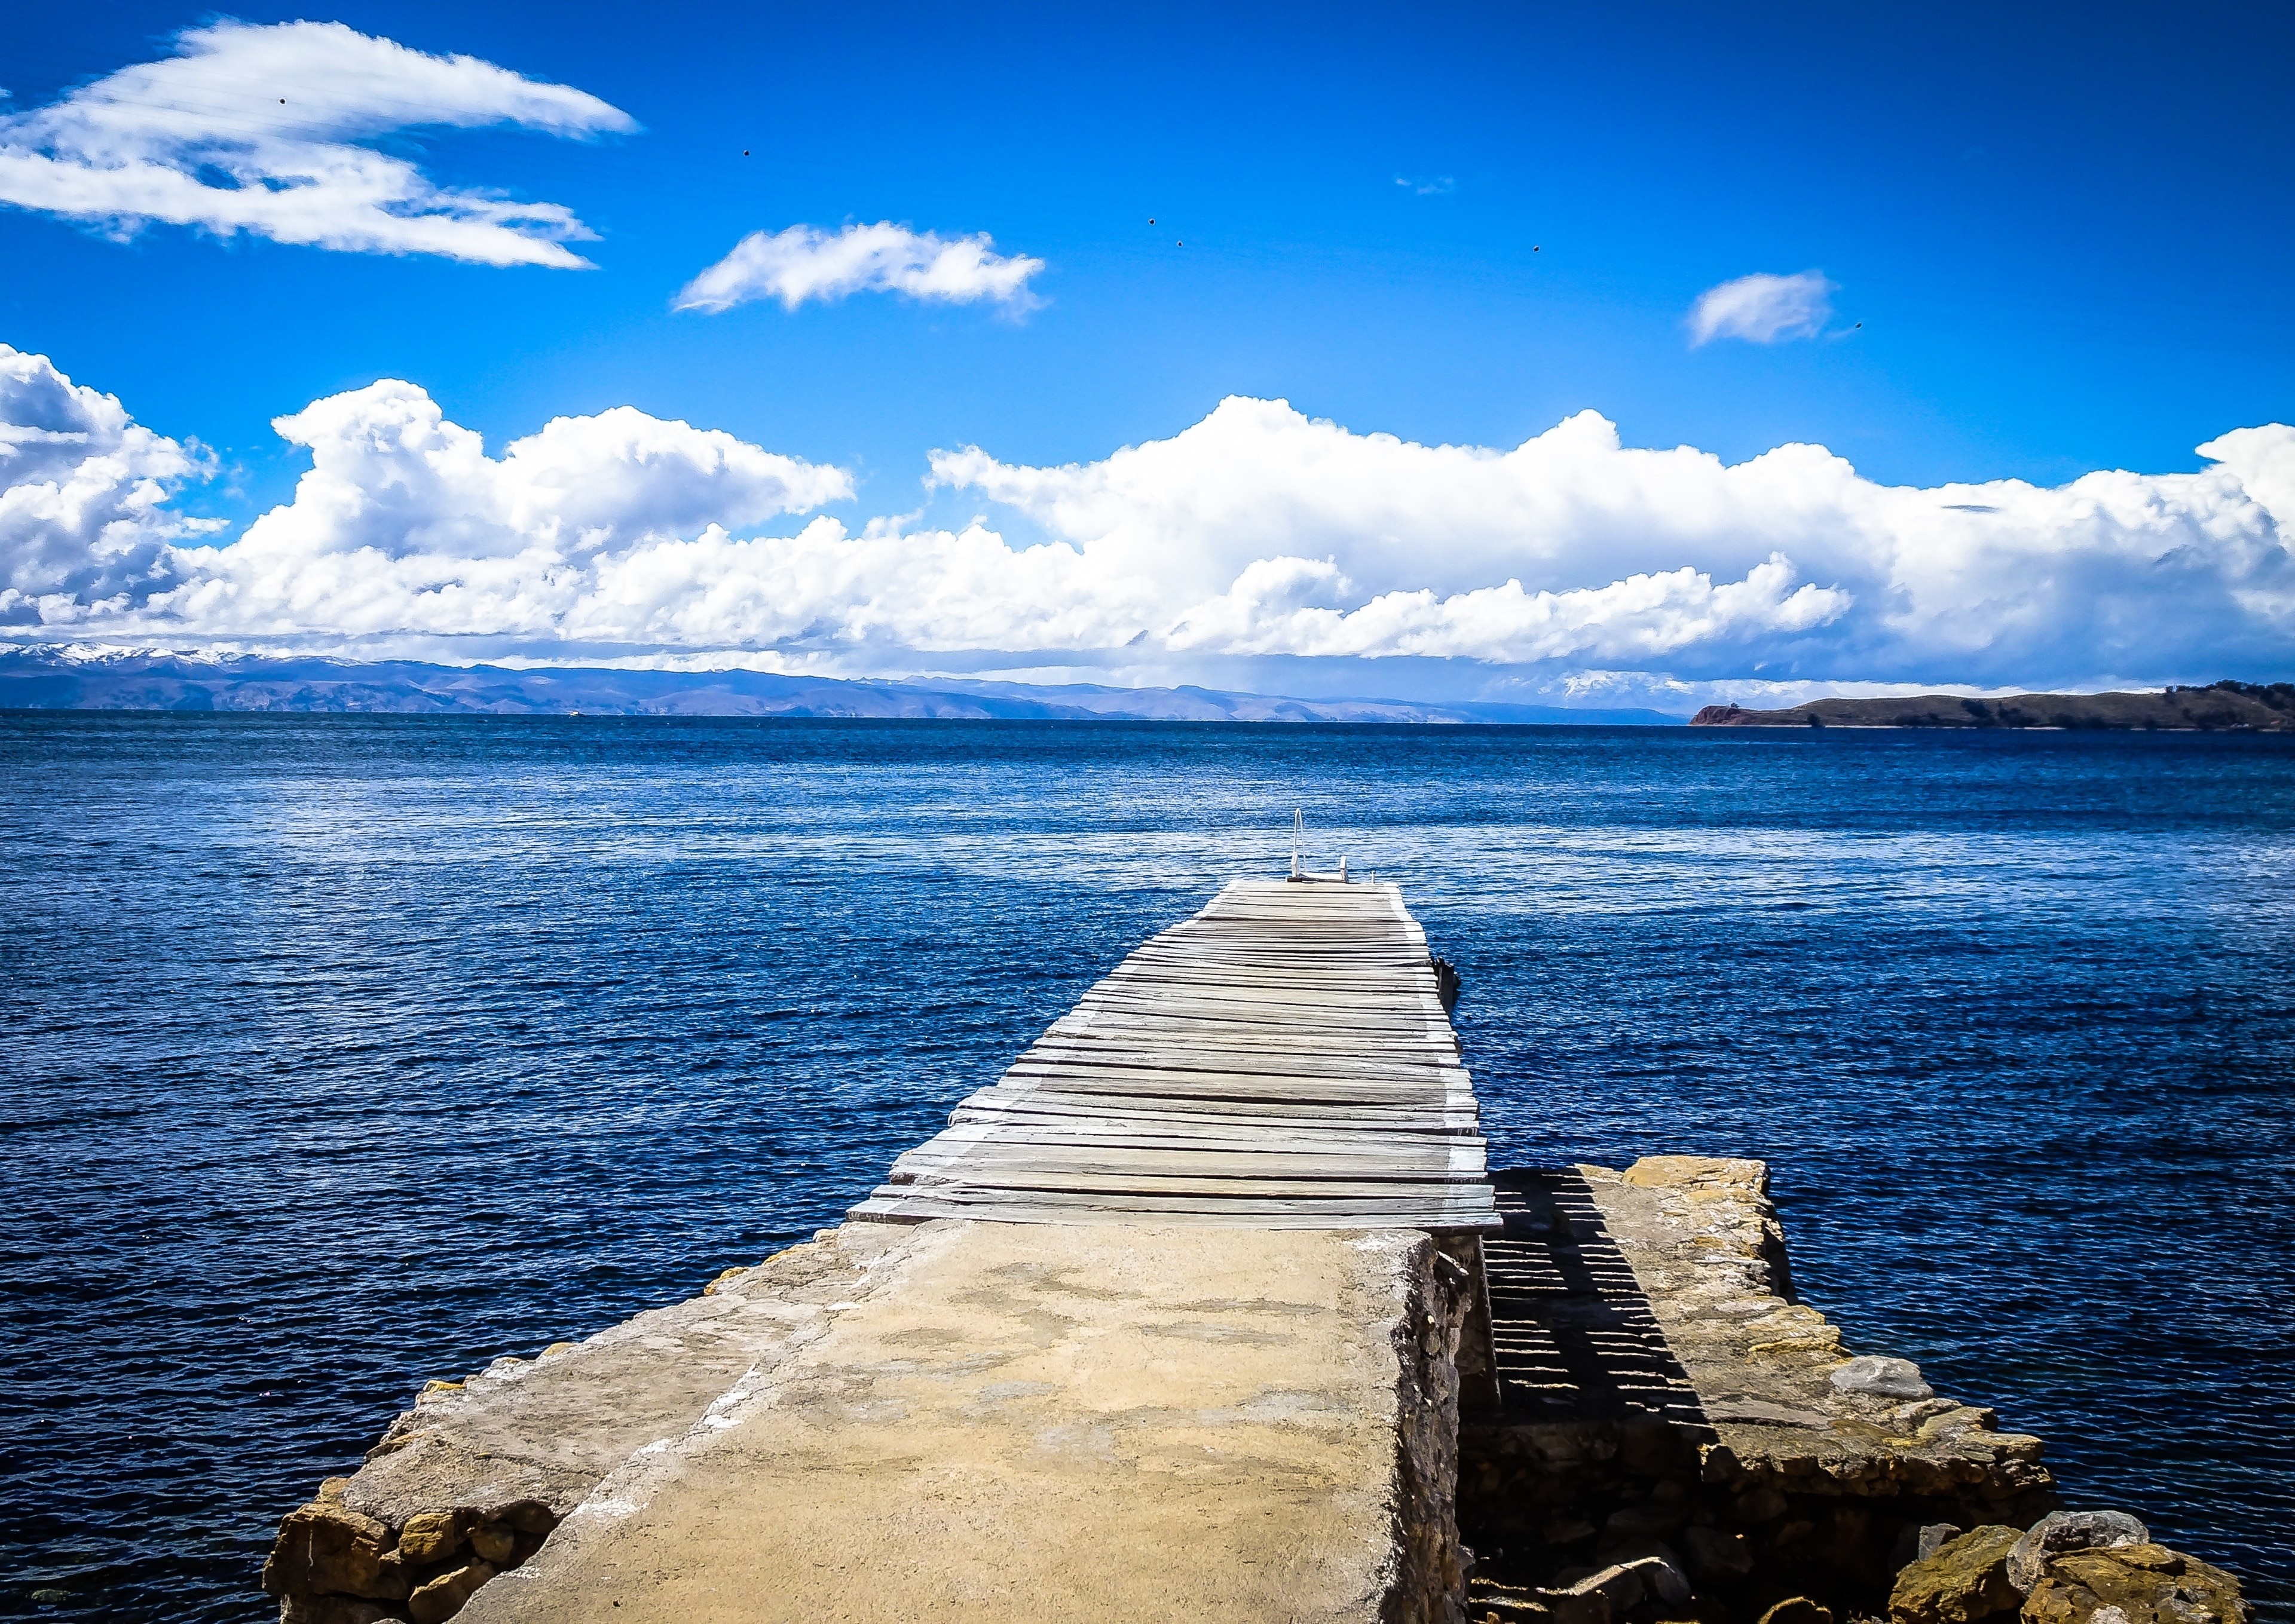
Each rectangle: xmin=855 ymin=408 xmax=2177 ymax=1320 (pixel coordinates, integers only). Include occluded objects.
xmin=674 ymin=222 xmax=1046 ymax=314
xmin=1394 ymin=175 xmax=1455 ymax=195
xmin=0 ymin=21 xmax=635 ymax=266
xmin=1687 ymin=270 xmax=1835 ymax=345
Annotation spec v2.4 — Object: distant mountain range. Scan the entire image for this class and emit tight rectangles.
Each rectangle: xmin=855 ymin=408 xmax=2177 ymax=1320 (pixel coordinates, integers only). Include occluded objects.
xmin=1691 ymin=682 xmax=2295 ymax=731
xmin=0 ymin=647 xmax=1685 ymax=725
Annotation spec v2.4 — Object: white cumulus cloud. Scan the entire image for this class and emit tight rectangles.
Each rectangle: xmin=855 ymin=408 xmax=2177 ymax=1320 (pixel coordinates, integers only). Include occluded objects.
xmin=675 ymin=222 xmax=1046 ymax=313
xmin=3 ymin=344 xmax=2291 ymax=695
xmin=0 ymin=20 xmax=634 ymax=266
xmin=151 ymin=381 xmax=853 ymax=641
xmin=932 ymin=397 xmax=2295 ymax=681
xmin=243 ymin=381 xmax=851 ymax=561
xmin=0 ymin=345 xmax=218 ymax=626
xmin=1687 ymin=270 xmax=1836 ymax=345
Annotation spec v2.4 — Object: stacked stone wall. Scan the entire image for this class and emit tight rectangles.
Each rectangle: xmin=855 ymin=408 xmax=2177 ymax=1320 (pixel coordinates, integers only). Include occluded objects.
xmin=1451 ymin=1159 xmax=2248 ymax=1624
xmin=1387 ymin=1239 xmax=1478 ymax=1623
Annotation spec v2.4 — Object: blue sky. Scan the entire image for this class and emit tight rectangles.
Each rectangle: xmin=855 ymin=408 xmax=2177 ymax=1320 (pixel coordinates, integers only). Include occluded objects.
xmin=2 ymin=1 xmax=2291 ymax=702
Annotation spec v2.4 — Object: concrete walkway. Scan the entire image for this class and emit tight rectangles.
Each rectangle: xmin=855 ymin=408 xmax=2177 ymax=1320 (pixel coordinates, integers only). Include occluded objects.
xmin=457 ymin=1221 xmax=1470 ymax=1624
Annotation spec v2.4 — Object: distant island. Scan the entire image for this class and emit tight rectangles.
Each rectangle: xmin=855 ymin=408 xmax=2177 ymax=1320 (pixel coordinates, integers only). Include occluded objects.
xmin=1692 ymin=680 xmax=2295 ymax=731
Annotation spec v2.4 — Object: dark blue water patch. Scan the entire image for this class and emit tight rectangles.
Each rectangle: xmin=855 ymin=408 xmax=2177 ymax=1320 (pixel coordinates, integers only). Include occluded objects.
xmin=1 ymin=714 xmax=2289 ymax=1622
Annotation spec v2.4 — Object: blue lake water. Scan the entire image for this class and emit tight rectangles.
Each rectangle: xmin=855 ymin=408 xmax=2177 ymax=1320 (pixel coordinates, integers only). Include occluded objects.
xmin=2 ymin=713 xmax=2290 ymax=1622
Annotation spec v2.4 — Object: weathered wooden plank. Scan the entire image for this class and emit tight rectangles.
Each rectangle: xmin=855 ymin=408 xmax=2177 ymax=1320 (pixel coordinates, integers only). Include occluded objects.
xmin=846 ymin=1198 xmax=1490 ymax=1230
xmin=1021 ymin=1037 xmax=1462 ymax=1070
xmin=1058 ymin=1007 xmax=1449 ymax=1037
xmin=1055 ymin=997 xmax=1447 ymax=1024
xmin=957 ymin=1082 xmax=1474 ymax=1110
xmin=1017 ymin=1040 xmax=1461 ymax=1067
xmin=1004 ymin=1057 xmax=1467 ymax=1091
xmin=936 ymin=1110 xmax=1481 ymax=1144
xmin=969 ymin=1071 xmax=1472 ymax=1101
xmin=948 ymin=1108 xmax=1481 ymax=1140
xmin=949 ymin=1109 xmax=1482 ymax=1141
xmin=955 ymin=1086 xmax=1474 ymax=1117
xmin=992 ymin=1078 xmax=1474 ymax=1111
xmin=892 ymin=1122 xmax=1481 ymax=1156
xmin=879 ymin=1183 xmax=1491 ymax=1209
xmin=876 ymin=1165 xmax=1487 ymax=1193
xmin=1008 ymin=1062 xmax=1464 ymax=1091
xmin=890 ymin=1148 xmax=1486 ymax=1182
xmin=858 ymin=1202 xmax=1495 ymax=1225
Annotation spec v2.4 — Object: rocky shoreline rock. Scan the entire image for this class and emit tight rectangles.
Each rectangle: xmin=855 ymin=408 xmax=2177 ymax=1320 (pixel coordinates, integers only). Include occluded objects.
xmin=1884 ymin=1513 xmax=2247 ymax=1624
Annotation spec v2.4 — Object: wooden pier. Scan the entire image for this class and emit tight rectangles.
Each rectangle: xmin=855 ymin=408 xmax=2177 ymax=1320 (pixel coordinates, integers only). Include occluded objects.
xmin=852 ymin=877 xmax=1500 ymax=1234
xmin=268 ymin=875 xmax=1506 ymax=1624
